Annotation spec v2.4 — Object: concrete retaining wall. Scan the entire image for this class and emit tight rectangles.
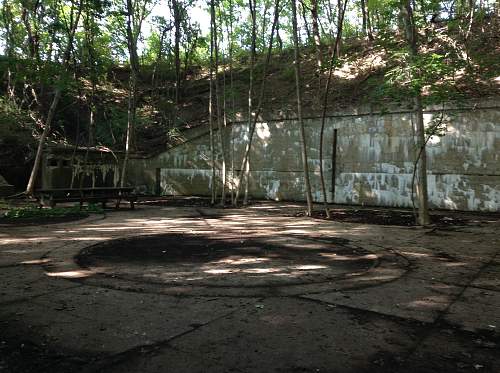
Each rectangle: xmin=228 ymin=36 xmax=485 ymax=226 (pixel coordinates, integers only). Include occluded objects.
xmin=129 ymin=100 xmax=500 ymax=212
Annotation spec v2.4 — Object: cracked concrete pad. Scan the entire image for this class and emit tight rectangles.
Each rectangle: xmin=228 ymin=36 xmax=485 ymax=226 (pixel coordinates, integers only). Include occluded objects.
xmin=0 ymin=303 xmax=142 ymax=357
xmin=303 ymin=277 xmax=463 ymax=323
xmin=104 ymin=297 xmax=421 ymax=373
xmin=471 ymin=259 xmax=500 ymax=291
xmin=444 ymin=287 xmax=500 ymax=334
xmin=0 ymin=265 xmax=80 ymax=304
xmin=42 ymin=232 xmax=408 ymax=297
xmin=1 ymin=204 xmax=500 ymax=373
xmin=1 ymin=284 xmax=256 ymax=355
xmin=398 ymin=247 xmax=487 ymax=285
xmin=400 ymin=327 xmax=500 ymax=373
xmin=0 ymin=243 xmax=53 ymax=267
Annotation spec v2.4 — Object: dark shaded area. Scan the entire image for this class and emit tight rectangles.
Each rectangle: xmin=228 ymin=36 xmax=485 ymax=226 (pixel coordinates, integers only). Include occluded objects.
xmin=304 ymin=208 xmax=500 ymax=227
xmin=75 ymin=233 xmax=377 ymax=288
xmin=0 ymin=329 xmax=96 ymax=373
xmin=363 ymin=324 xmax=500 ymax=373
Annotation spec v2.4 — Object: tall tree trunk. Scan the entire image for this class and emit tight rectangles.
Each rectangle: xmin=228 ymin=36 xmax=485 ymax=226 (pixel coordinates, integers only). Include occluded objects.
xmin=291 ymin=0 xmax=313 ymax=216
xmin=310 ymin=0 xmax=323 ymax=87
xmin=318 ymin=0 xmax=348 ymax=218
xmin=366 ymin=1 xmax=374 ymax=40
xmin=240 ymin=0 xmax=257 ymax=206
xmin=227 ymin=0 xmax=236 ymax=205
xmin=120 ymin=0 xmax=142 ymax=187
xmin=209 ymin=0 xmax=216 ymax=205
xmin=89 ymin=84 xmax=96 ymax=146
xmin=84 ymin=7 xmax=98 ymax=147
xmin=2 ymin=0 xmax=15 ymax=100
xmin=25 ymin=0 xmax=82 ymax=195
xmin=401 ymin=0 xmax=430 ymax=225
xmin=299 ymin=0 xmax=312 ymax=42
xmin=151 ymin=25 xmax=169 ymax=93
xmin=212 ymin=1 xmax=227 ymax=206
xmin=276 ymin=20 xmax=283 ymax=51
xmin=261 ymin=1 xmax=270 ymax=52
xmin=183 ymin=27 xmax=198 ymax=81
xmin=234 ymin=0 xmax=280 ymax=206
xmin=120 ymin=72 xmax=137 ymax=187
xmin=26 ymin=88 xmax=63 ymax=195
xmin=361 ymin=0 xmax=368 ymax=37
xmin=173 ymin=0 xmax=182 ymax=104
xmin=336 ymin=0 xmax=342 ymax=56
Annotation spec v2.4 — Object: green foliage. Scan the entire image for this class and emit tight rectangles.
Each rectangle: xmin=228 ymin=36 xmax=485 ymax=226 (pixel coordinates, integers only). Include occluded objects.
xmin=0 ymin=97 xmax=35 ymax=148
xmin=2 ymin=204 xmax=104 ymax=219
xmin=96 ymin=105 xmax=128 ymax=145
xmin=280 ymin=65 xmax=295 ymax=81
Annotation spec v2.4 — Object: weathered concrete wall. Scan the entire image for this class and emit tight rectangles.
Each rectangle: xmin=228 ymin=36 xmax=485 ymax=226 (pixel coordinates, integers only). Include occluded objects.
xmin=41 ymin=147 xmax=120 ymax=189
xmin=129 ymin=100 xmax=500 ymax=211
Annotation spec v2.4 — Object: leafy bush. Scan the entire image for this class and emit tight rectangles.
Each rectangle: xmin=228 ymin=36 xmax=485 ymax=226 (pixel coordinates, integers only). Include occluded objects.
xmin=2 ymin=204 xmax=104 ymax=219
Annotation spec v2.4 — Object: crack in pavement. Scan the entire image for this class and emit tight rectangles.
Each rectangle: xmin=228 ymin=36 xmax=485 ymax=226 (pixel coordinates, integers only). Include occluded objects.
xmin=80 ymin=307 xmax=243 ymax=373
xmin=0 ymin=284 xmax=84 ymax=307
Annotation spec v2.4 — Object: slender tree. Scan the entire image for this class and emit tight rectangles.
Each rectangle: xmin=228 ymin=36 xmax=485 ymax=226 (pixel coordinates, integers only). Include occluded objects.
xmin=400 ymin=0 xmax=430 ymax=225
xmin=212 ymin=0 xmax=227 ymax=206
xmin=26 ymin=0 xmax=83 ymax=195
xmin=318 ymin=0 xmax=348 ymax=218
xmin=291 ymin=0 xmax=313 ymax=216
xmin=209 ymin=0 xmax=217 ymax=204
xmin=241 ymin=0 xmax=257 ymax=205
xmin=120 ymin=0 xmax=150 ymax=187
xmin=310 ymin=0 xmax=322 ymax=87
xmin=1 ymin=0 xmax=16 ymax=100
xmin=171 ymin=0 xmax=183 ymax=104
xmin=234 ymin=0 xmax=280 ymax=206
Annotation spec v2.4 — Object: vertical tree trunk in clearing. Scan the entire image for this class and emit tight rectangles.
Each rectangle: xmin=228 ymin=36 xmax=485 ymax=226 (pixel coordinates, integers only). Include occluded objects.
xmin=120 ymin=72 xmax=137 ymax=187
xmin=336 ymin=0 xmax=342 ymax=56
xmin=212 ymin=1 xmax=226 ymax=206
xmin=318 ymin=0 xmax=348 ymax=218
xmin=361 ymin=0 xmax=367 ymax=37
xmin=228 ymin=0 xmax=235 ymax=205
xmin=25 ymin=0 xmax=82 ymax=196
xmin=291 ymin=0 xmax=313 ymax=216
xmin=84 ymin=7 xmax=97 ymax=147
xmin=401 ymin=0 xmax=430 ymax=226
xmin=2 ymin=1 xmax=15 ymax=100
xmin=241 ymin=0 xmax=257 ymax=206
xmin=360 ymin=0 xmax=373 ymax=40
xmin=299 ymin=0 xmax=311 ymax=42
xmin=121 ymin=0 xmax=142 ymax=188
xmin=234 ymin=0 xmax=280 ymax=206
xmin=221 ymin=13 xmax=229 ymax=205
xmin=26 ymin=88 xmax=63 ymax=195
xmin=310 ymin=0 xmax=322 ymax=88
xmin=209 ymin=0 xmax=216 ymax=205
xmin=173 ymin=0 xmax=181 ymax=105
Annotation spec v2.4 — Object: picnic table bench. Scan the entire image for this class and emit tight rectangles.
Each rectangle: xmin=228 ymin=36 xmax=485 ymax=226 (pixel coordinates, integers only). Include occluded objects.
xmin=34 ymin=187 xmax=137 ymax=209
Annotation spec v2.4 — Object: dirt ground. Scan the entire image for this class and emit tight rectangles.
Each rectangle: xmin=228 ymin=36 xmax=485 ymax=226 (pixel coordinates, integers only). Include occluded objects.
xmin=1 ymin=201 xmax=500 ymax=373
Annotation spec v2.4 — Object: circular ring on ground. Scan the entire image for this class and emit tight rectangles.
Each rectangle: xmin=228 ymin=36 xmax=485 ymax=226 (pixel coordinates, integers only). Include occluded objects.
xmin=67 ymin=233 xmax=409 ymax=297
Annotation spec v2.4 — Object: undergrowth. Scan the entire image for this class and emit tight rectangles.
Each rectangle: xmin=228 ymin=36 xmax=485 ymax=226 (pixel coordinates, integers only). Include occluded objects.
xmin=2 ymin=204 xmax=104 ymax=219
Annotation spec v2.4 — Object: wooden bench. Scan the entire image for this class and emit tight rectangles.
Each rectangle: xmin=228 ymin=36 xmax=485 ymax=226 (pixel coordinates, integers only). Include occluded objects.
xmin=34 ymin=187 xmax=137 ymax=210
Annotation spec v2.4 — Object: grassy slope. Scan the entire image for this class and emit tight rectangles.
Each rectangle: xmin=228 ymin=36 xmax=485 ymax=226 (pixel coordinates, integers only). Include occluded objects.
xmin=1 ymin=17 xmax=499 ymax=157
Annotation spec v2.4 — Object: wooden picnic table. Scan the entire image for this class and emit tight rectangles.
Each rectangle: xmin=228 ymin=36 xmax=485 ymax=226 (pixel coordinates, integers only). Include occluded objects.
xmin=34 ymin=187 xmax=137 ymax=209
